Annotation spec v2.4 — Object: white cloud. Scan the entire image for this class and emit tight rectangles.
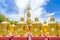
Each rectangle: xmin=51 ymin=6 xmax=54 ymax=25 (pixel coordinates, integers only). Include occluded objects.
xmin=46 ymin=12 xmax=55 ymax=17
xmin=6 ymin=13 xmax=25 ymax=21
xmin=3 ymin=0 xmax=55 ymax=23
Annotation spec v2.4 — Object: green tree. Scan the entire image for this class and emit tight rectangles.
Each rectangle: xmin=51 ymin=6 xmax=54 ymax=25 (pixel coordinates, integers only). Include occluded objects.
xmin=9 ymin=20 xmax=17 ymax=25
xmin=0 ymin=13 xmax=5 ymax=23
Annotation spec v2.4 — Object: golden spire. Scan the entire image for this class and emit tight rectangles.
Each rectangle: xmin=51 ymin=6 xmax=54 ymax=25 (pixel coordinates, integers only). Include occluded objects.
xmin=27 ymin=5 xmax=31 ymax=18
xmin=27 ymin=5 xmax=32 ymax=26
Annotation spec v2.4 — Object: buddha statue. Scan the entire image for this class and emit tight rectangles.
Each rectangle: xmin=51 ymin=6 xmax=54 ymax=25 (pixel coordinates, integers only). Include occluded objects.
xmin=48 ymin=17 xmax=58 ymax=36
xmin=31 ymin=17 xmax=42 ymax=36
xmin=42 ymin=21 xmax=49 ymax=35
xmin=1 ymin=17 xmax=10 ymax=36
xmin=8 ymin=22 xmax=17 ymax=35
xmin=17 ymin=17 xmax=29 ymax=36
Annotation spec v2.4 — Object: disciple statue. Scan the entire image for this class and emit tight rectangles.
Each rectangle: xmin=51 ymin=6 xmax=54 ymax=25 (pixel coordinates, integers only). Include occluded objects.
xmin=17 ymin=17 xmax=29 ymax=36
xmin=42 ymin=21 xmax=49 ymax=35
xmin=31 ymin=17 xmax=42 ymax=36
xmin=1 ymin=17 xmax=10 ymax=36
xmin=48 ymin=17 xmax=58 ymax=36
xmin=8 ymin=22 xmax=17 ymax=35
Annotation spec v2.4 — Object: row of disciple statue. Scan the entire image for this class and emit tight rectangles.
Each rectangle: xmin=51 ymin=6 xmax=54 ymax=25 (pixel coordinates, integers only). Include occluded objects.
xmin=0 ymin=16 xmax=60 ymax=37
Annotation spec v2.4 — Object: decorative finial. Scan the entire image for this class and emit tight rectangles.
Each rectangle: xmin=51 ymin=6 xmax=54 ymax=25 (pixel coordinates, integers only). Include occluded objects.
xmin=28 ymin=5 xmax=30 ymax=10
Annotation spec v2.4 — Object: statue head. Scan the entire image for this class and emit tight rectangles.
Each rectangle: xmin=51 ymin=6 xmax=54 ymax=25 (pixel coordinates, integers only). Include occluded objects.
xmin=44 ymin=21 xmax=46 ymax=24
xmin=35 ymin=17 xmax=39 ymax=22
xmin=50 ymin=17 xmax=54 ymax=21
xmin=20 ymin=17 xmax=24 ymax=22
xmin=4 ymin=17 xmax=8 ymax=21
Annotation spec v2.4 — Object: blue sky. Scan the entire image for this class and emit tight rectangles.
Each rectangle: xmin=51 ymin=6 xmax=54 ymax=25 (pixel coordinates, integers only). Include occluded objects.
xmin=45 ymin=0 xmax=60 ymax=12
xmin=0 ymin=0 xmax=18 ymax=14
xmin=44 ymin=0 xmax=60 ymax=23
xmin=0 ymin=0 xmax=60 ymax=23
